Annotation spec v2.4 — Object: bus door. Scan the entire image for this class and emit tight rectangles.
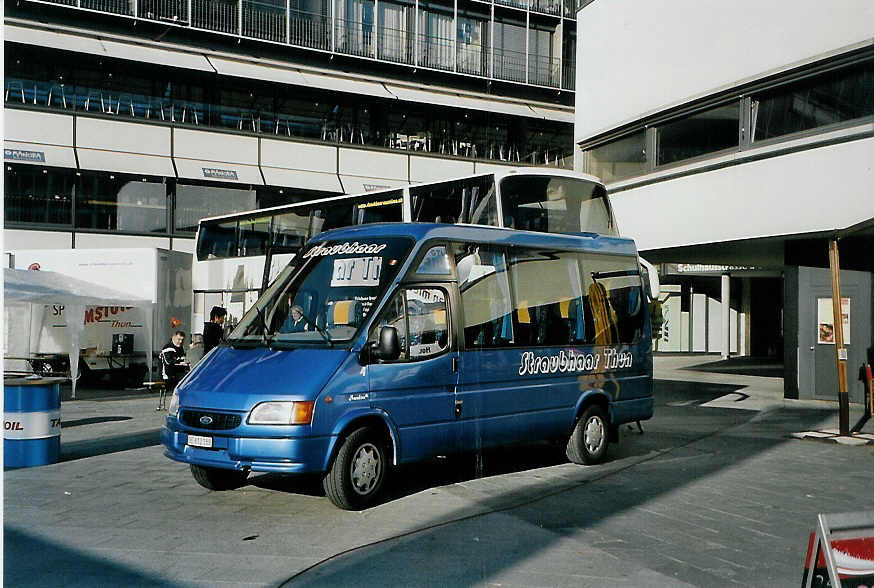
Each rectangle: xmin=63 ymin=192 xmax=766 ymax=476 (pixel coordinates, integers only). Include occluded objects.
xmin=366 ymin=285 xmax=460 ymax=462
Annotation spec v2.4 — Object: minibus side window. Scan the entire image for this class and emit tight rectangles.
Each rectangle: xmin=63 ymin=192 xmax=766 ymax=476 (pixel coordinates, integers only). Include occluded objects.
xmin=508 ymin=249 xmax=586 ymax=347
xmin=580 ymin=253 xmax=645 ymax=345
xmin=369 ymin=287 xmax=450 ymax=360
xmin=457 ymin=246 xmax=513 ymax=348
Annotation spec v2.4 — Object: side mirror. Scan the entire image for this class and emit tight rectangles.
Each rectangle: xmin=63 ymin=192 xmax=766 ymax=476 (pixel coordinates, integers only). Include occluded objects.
xmin=375 ymin=326 xmax=401 ymax=361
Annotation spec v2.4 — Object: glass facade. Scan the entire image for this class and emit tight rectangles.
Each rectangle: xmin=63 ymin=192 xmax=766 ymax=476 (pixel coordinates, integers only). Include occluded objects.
xmin=584 ymin=55 xmax=874 ymax=182
xmin=5 ymin=44 xmax=573 ymax=168
xmin=4 ymin=165 xmax=310 ymax=236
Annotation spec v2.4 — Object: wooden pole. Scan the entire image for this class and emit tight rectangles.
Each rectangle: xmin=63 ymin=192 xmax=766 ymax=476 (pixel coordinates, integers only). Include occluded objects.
xmin=828 ymin=239 xmax=850 ymax=435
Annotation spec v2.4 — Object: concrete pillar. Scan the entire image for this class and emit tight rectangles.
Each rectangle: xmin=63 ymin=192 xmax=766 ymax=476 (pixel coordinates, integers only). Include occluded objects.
xmin=721 ymin=273 xmax=730 ymax=360
xmin=742 ymin=277 xmax=751 ymax=357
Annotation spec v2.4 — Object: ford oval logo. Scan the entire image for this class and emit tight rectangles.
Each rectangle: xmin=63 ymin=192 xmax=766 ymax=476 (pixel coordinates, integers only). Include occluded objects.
xmin=199 ymin=415 xmax=213 ymax=425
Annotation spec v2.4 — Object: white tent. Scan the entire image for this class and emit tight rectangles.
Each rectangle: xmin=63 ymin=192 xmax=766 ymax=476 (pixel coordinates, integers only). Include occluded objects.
xmin=4 ymin=268 xmax=154 ymax=399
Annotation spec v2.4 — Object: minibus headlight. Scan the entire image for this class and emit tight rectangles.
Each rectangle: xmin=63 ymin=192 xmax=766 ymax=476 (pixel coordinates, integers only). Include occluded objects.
xmin=248 ymin=401 xmax=314 ymax=425
xmin=168 ymin=390 xmax=180 ymax=418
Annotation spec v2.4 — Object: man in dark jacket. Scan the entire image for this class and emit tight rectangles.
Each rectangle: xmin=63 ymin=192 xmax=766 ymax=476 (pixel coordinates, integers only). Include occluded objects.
xmin=202 ymin=306 xmax=227 ymax=356
xmin=160 ymin=330 xmax=189 ymax=397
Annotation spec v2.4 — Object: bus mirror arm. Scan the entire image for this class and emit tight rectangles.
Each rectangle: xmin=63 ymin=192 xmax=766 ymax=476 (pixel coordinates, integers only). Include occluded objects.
xmin=360 ymin=326 xmax=401 ymax=364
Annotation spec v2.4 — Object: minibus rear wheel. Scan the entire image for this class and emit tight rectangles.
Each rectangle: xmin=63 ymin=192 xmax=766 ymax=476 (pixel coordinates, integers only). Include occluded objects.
xmin=566 ymin=405 xmax=609 ymax=465
xmin=323 ymin=426 xmax=387 ymax=510
xmin=190 ymin=464 xmax=249 ymax=491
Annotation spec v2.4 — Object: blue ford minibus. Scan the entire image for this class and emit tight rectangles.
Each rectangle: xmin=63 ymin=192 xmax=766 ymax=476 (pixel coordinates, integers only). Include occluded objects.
xmin=163 ymin=223 xmax=653 ymax=509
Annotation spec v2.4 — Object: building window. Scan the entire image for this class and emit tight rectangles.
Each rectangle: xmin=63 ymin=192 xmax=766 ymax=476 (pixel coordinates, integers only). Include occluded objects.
xmin=586 ymin=130 xmax=646 ymax=183
xmin=752 ymin=59 xmax=874 ymax=142
xmin=174 ymin=183 xmax=257 ymax=234
xmin=76 ymin=173 xmax=168 ymax=233
xmin=4 ymin=165 xmax=75 ymax=227
xmin=656 ymin=102 xmax=740 ymax=166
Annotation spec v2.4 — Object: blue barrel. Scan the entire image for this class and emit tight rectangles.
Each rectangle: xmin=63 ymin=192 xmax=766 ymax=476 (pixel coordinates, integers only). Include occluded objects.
xmin=4 ymin=377 xmax=64 ymax=468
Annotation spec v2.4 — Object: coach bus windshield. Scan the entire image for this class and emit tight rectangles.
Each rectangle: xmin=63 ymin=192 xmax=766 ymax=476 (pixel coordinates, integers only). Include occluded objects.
xmin=499 ymin=175 xmax=618 ymax=236
xmin=228 ymin=237 xmax=412 ymax=347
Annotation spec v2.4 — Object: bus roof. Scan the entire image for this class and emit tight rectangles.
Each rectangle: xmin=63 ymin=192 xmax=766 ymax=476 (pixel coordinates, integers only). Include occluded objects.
xmin=195 ymin=167 xmax=605 ymax=227
xmin=310 ymin=222 xmax=639 ymax=256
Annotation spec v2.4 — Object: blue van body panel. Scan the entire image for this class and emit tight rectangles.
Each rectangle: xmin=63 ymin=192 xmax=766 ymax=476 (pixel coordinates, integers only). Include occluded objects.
xmin=163 ymin=223 xmax=655 ymax=477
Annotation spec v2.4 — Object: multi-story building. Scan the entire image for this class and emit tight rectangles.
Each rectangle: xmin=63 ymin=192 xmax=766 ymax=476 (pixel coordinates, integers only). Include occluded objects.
xmin=574 ymin=0 xmax=874 ymax=402
xmin=4 ymin=0 xmax=578 ymax=251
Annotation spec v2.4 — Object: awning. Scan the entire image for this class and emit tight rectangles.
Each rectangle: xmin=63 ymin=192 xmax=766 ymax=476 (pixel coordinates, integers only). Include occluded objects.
xmin=174 ymin=158 xmax=264 ymax=184
xmin=298 ymin=70 xmax=395 ymax=100
xmin=99 ymin=38 xmax=214 ymax=72
xmin=77 ymin=149 xmax=175 ymax=177
xmin=385 ymin=84 xmax=544 ymax=120
xmin=5 ymin=24 xmax=213 ymax=72
xmin=4 ymin=141 xmax=76 ymax=168
xmin=339 ymin=175 xmax=409 ymax=194
xmin=529 ymin=105 xmax=575 ymax=124
xmin=208 ymin=56 xmax=307 ymax=86
xmin=262 ymin=167 xmax=343 ymax=193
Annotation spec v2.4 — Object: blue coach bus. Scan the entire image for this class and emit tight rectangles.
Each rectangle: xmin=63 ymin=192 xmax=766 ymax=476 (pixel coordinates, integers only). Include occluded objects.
xmin=163 ymin=222 xmax=653 ymax=509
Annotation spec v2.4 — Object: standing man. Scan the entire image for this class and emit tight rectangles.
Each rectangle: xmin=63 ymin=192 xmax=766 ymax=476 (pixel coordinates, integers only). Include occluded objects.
xmin=203 ymin=306 xmax=227 ymax=356
xmin=159 ymin=330 xmax=189 ymax=409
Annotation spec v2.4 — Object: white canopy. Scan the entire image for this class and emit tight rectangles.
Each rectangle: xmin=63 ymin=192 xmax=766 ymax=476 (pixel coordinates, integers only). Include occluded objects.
xmin=4 ymin=268 xmax=154 ymax=399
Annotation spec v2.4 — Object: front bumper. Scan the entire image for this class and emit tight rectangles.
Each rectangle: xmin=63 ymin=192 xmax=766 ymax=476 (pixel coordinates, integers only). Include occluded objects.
xmin=161 ymin=422 xmax=334 ymax=474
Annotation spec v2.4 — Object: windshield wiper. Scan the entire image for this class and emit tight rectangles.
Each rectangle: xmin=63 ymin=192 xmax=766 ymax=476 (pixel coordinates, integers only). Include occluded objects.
xmin=300 ymin=314 xmax=333 ymax=347
xmin=254 ymin=306 xmax=275 ymax=347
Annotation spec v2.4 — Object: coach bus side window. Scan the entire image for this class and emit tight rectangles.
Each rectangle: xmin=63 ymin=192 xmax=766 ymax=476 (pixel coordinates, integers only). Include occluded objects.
xmin=508 ymin=249 xmax=587 ymax=347
xmin=580 ymin=253 xmax=645 ymax=344
xmin=457 ymin=245 xmax=513 ymax=348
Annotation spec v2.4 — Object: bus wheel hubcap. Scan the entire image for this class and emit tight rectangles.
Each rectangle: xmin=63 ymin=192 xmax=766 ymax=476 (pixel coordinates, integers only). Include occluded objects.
xmin=584 ymin=417 xmax=604 ymax=454
xmin=351 ymin=443 xmax=381 ymax=495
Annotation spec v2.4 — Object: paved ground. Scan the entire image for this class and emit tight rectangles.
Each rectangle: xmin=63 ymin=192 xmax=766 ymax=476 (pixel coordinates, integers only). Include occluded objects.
xmin=5 ymin=356 xmax=873 ymax=587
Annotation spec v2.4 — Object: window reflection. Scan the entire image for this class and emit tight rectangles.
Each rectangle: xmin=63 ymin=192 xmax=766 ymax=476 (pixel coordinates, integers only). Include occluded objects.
xmin=586 ymin=131 xmax=646 ymax=183
xmin=657 ymin=102 xmax=739 ymax=165
xmin=76 ymin=175 xmax=167 ymax=233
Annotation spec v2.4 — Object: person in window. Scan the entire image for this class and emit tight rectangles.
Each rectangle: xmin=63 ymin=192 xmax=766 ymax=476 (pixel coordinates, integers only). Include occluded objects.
xmin=284 ymin=305 xmax=309 ymax=333
xmin=202 ymin=306 xmax=227 ymax=356
xmin=160 ymin=330 xmax=190 ymax=395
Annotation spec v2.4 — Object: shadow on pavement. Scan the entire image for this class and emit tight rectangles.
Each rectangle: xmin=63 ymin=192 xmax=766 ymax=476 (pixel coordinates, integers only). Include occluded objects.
xmin=62 ymin=416 xmax=132 ymax=428
xmin=60 ymin=429 xmax=162 ymax=462
xmin=280 ymin=381 xmax=836 ymax=587
xmin=682 ymin=356 xmax=785 ymax=378
xmin=4 ymin=527 xmax=177 ymax=588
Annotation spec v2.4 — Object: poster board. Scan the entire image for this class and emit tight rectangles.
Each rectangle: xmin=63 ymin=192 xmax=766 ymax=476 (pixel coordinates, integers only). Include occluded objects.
xmin=817 ymin=297 xmax=850 ymax=345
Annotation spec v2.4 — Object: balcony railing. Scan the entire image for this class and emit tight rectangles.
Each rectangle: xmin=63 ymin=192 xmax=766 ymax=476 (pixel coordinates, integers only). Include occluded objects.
xmin=334 ymin=17 xmax=374 ymax=58
xmin=30 ymin=0 xmax=577 ymax=91
xmin=138 ymin=0 xmax=187 ymax=23
xmin=192 ymin=0 xmax=238 ymax=34
xmin=289 ymin=9 xmax=331 ymax=50
xmin=561 ymin=59 xmax=575 ymax=90
xmin=528 ymin=54 xmax=560 ymax=88
xmin=493 ymin=47 xmax=526 ymax=84
xmin=242 ymin=0 xmax=286 ymax=43
xmin=417 ymin=33 xmax=454 ymax=72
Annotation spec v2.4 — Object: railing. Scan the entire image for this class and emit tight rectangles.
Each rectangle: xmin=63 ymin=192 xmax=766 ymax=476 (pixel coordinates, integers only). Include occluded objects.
xmin=192 ymin=0 xmax=238 ymax=35
xmin=5 ymin=76 xmax=573 ymax=167
xmin=28 ymin=0 xmax=577 ymax=91
xmin=138 ymin=0 xmax=187 ymax=22
xmin=457 ymin=42 xmax=488 ymax=77
xmin=417 ymin=33 xmax=454 ymax=72
xmin=528 ymin=54 xmax=560 ymax=88
xmin=529 ymin=0 xmax=561 ymax=16
xmin=493 ymin=47 xmax=526 ymax=84
xmin=378 ymin=25 xmax=414 ymax=65
xmin=334 ymin=17 xmax=374 ymax=58
xmin=80 ymin=0 xmax=133 ymax=15
xmin=242 ymin=0 xmax=286 ymax=42
xmin=289 ymin=9 xmax=331 ymax=50
xmin=562 ymin=59 xmax=575 ymax=90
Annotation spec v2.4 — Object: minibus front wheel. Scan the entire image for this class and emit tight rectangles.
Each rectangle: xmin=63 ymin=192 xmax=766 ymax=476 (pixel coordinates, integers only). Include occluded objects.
xmin=566 ymin=405 xmax=609 ymax=465
xmin=190 ymin=464 xmax=249 ymax=491
xmin=323 ymin=426 xmax=388 ymax=510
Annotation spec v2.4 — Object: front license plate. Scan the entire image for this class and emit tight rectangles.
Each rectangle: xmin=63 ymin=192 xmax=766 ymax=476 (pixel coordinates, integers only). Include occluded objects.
xmin=187 ymin=434 xmax=213 ymax=448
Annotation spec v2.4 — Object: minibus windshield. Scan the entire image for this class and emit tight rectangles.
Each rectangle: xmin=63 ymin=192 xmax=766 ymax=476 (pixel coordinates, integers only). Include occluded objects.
xmin=228 ymin=237 xmax=413 ymax=347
